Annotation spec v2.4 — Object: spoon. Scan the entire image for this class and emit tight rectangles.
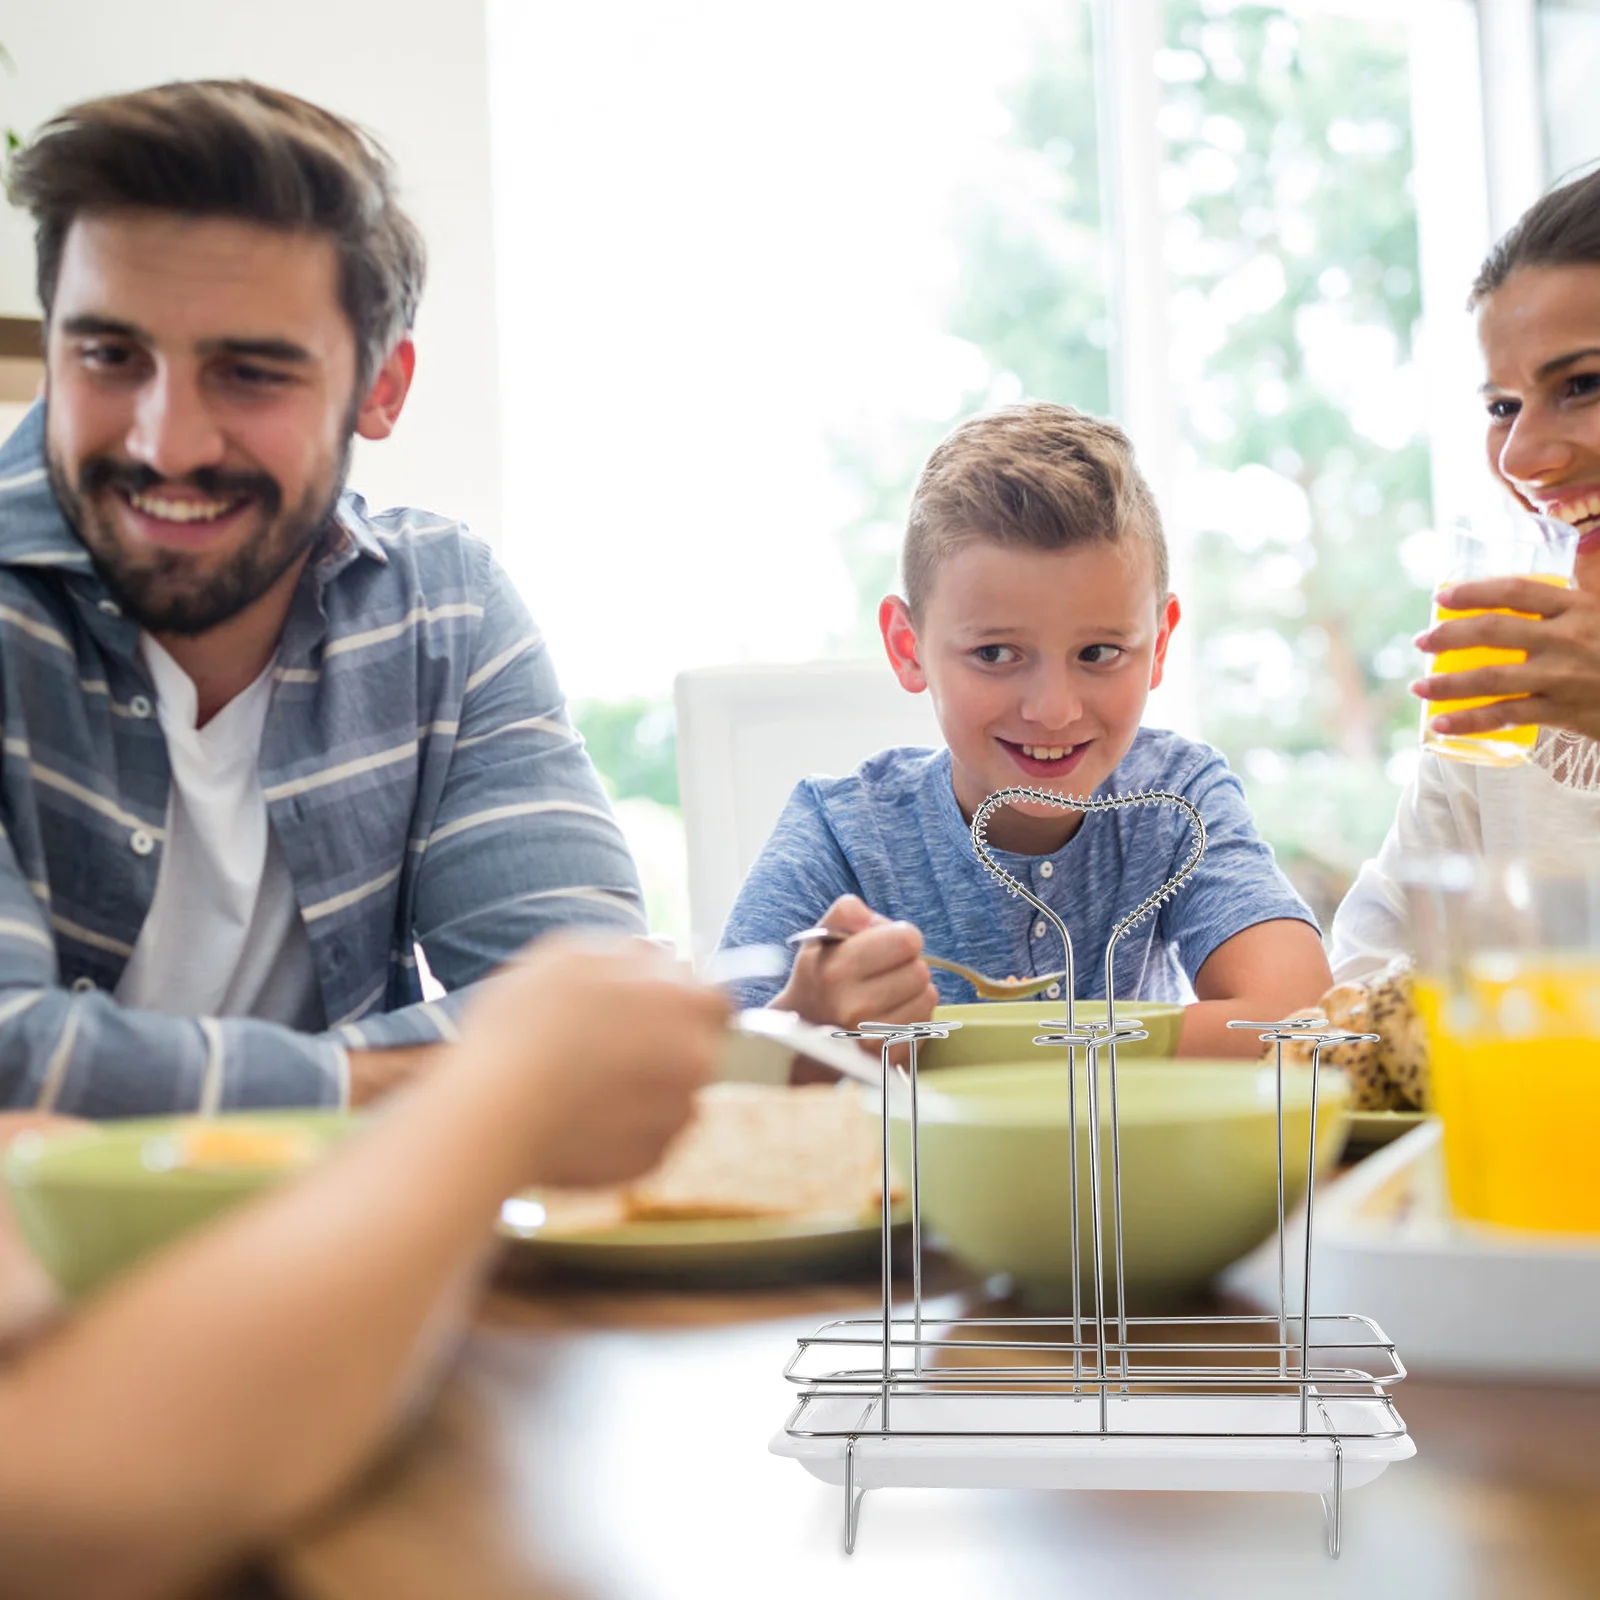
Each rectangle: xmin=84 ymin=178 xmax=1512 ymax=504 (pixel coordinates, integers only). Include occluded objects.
xmin=785 ymin=926 xmax=1065 ymax=1001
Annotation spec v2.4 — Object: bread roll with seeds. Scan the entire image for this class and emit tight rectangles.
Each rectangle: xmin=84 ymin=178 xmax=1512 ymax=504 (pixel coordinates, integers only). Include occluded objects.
xmin=1262 ymin=961 xmax=1432 ymax=1112
xmin=1366 ymin=958 xmax=1429 ymax=1110
xmin=1264 ymin=993 xmax=1404 ymax=1111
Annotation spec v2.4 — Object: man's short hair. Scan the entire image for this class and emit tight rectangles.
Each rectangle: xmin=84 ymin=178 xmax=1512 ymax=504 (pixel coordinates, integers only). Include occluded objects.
xmin=8 ymin=79 xmax=426 ymax=389
xmin=902 ymin=402 xmax=1168 ymax=619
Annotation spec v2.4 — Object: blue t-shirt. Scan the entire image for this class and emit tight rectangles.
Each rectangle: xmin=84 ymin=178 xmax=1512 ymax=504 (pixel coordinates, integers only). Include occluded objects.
xmin=720 ymin=730 xmax=1315 ymax=1010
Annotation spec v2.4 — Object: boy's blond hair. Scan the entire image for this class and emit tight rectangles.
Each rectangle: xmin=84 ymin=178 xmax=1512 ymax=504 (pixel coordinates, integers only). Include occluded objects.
xmin=902 ymin=402 xmax=1168 ymax=618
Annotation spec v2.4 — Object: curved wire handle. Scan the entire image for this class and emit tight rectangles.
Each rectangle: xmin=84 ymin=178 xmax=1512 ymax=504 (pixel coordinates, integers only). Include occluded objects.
xmin=968 ymin=786 xmax=1207 ymax=1034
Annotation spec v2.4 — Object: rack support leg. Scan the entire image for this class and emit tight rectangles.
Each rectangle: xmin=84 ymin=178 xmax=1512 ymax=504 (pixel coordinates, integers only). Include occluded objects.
xmin=1321 ymin=1438 xmax=1344 ymax=1559
xmin=843 ymin=1438 xmax=866 ymax=1554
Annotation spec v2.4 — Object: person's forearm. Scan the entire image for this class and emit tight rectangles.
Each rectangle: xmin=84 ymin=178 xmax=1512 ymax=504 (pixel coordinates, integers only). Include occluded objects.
xmin=1 ymin=989 xmax=343 ymax=1116
xmin=1179 ymin=921 xmax=1332 ymax=1060
xmin=1177 ymin=999 xmax=1281 ymax=1058
xmin=0 ymin=1047 xmax=531 ymax=1600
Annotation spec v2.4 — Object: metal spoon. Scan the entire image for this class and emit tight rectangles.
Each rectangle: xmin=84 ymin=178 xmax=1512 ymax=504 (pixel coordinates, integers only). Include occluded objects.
xmin=784 ymin=926 xmax=1066 ymax=1001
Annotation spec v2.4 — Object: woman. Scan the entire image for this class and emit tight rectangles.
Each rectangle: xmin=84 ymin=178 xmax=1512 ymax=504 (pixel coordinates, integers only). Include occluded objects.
xmin=1331 ymin=164 xmax=1600 ymax=979
xmin=0 ymin=938 xmax=726 ymax=1600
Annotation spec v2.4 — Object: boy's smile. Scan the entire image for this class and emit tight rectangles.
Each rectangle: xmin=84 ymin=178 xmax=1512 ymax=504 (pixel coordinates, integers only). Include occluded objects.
xmin=997 ymin=736 xmax=1092 ymax=781
xmin=881 ymin=538 xmax=1179 ymax=853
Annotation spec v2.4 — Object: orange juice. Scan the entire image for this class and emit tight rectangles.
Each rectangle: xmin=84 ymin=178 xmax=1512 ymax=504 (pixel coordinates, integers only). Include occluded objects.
xmin=1422 ymin=575 xmax=1570 ymax=766
xmin=1415 ymin=961 xmax=1600 ymax=1234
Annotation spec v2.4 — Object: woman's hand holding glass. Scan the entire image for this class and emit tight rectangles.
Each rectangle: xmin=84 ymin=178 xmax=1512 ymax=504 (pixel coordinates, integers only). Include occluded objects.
xmin=1413 ymin=572 xmax=1600 ymax=746
xmin=1410 ymin=515 xmax=1582 ymax=764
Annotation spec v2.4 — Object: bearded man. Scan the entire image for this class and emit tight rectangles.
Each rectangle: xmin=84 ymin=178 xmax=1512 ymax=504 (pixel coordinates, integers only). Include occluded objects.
xmin=0 ymin=80 xmax=644 ymax=1114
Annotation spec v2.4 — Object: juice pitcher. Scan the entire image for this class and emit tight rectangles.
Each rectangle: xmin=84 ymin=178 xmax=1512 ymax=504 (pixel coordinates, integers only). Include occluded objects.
xmin=1405 ymin=855 xmax=1600 ymax=1235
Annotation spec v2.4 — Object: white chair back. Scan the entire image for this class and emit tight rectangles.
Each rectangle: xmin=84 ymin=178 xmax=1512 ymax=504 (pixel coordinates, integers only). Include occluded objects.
xmin=674 ymin=661 xmax=943 ymax=953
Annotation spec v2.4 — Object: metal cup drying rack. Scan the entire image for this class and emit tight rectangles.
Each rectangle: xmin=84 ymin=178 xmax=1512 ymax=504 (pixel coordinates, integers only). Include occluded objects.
xmin=771 ymin=786 xmax=1414 ymax=1556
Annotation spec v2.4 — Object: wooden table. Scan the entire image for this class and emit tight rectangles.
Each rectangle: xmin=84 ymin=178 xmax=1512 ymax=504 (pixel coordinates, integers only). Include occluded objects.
xmin=274 ymin=1259 xmax=1600 ymax=1600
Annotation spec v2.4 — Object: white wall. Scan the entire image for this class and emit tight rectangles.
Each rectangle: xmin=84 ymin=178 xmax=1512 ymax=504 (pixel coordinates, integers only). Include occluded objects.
xmin=0 ymin=0 xmax=502 ymax=545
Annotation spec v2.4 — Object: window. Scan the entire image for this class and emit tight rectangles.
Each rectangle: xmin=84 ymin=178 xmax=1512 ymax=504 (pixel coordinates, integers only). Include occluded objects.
xmin=1151 ymin=1 xmax=1435 ymax=922
xmin=489 ymin=0 xmax=1547 ymax=939
xmin=1539 ymin=0 xmax=1600 ymax=181
xmin=489 ymin=0 xmax=1106 ymax=935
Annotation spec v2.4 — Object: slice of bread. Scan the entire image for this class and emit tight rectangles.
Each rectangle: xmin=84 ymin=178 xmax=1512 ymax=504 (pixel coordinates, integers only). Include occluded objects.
xmin=625 ymin=1082 xmax=895 ymax=1222
xmin=1268 ymin=960 xmax=1429 ymax=1111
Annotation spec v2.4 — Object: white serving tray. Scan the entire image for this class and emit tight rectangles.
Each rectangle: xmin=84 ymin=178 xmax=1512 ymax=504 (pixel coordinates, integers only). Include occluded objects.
xmin=772 ymin=1392 xmax=1413 ymax=1492
xmin=1228 ymin=1120 xmax=1600 ymax=1380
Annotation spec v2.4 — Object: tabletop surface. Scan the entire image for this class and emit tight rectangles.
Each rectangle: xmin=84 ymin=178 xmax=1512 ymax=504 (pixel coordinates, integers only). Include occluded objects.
xmin=273 ymin=1258 xmax=1600 ymax=1600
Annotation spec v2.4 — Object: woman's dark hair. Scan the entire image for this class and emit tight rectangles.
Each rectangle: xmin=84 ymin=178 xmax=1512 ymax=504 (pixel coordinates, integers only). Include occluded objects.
xmin=8 ymin=79 xmax=426 ymax=388
xmin=1471 ymin=163 xmax=1600 ymax=306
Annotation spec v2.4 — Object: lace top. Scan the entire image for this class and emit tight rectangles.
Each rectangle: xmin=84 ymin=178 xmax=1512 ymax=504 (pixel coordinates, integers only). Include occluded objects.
xmin=1534 ymin=729 xmax=1600 ymax=794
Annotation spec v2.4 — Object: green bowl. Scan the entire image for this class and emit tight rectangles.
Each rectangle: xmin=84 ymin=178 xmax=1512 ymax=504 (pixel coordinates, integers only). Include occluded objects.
xmin=921 ymin=999 xmax=1185 ymax=1069
xmin=887 ymin=1060 xmax=1348 ymax=1304
xmin=2 ymin=1111 xmax=352 ymax=1300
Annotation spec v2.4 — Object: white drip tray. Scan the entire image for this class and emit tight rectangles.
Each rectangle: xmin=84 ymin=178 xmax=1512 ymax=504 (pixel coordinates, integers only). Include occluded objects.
xmin=773 ymin=1391 xmax=1414 ymax=1492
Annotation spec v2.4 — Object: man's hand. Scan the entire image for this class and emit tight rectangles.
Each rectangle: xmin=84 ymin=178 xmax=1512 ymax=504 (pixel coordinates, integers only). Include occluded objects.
xmin=453 ymin=938 xmax=728 ymax=1189
xmin=1412 ymin=575 xmax=1600 ymax=743
xmin=771 ymin=895 xmax=938 ymax=1032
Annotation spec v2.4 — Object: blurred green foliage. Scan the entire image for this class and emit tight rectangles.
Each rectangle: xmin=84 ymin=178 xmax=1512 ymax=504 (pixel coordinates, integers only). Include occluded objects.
xmin=1161 ymin=3 xmax=1432 ymax=917
xmin=829 ymin=0 xmax=1431 ymax=923
xmin=571 ymin=698 xmax=678 ymax=808
xmin=0 ymin=44 xmax=18 ymax=179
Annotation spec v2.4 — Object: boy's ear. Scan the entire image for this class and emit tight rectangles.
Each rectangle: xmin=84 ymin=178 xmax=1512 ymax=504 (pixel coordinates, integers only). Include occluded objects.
xmin=1148 ymin=593 xmax=1181 ymax=689
xmin=879 ymin=595 xmax=928 ymax=693
xmin=354 ymin=338 xmax=417 ymax=442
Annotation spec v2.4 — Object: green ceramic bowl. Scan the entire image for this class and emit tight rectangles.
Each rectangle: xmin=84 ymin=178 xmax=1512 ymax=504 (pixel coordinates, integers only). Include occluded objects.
xmin=887 ymin=1060 xmax=1348 ymax=1304
xmin=921 ymin=999 xmax=1185 ymax=1070
xmin=2 ymin=1111 xmax=352 ymax=1300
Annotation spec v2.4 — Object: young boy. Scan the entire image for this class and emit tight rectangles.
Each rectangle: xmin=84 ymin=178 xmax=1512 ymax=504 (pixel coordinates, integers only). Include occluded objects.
xmin=720 ymin=403 xmax=1331 ymax=1057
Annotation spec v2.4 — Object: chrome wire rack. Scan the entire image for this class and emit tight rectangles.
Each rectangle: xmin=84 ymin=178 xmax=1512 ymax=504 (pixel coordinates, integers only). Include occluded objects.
xmin=771 ymin=786 xmax=1413 ymax=1556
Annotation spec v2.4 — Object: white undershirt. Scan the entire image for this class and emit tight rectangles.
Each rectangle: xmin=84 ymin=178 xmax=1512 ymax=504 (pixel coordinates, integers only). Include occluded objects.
xmin=113 ymin=635 xmax=325 ymax=1030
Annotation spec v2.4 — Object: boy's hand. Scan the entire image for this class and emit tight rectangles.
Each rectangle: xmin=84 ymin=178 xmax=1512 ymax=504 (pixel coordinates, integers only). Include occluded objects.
xmin=773 ymin=895 xmax=939 ymax=1032
xmin=457 ymin=937 xmax=728 ymax=1189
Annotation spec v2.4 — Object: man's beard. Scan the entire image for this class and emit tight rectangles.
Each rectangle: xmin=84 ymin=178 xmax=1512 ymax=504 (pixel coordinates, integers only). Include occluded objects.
xmin=46 ymin=436 xmax=351 ymax=637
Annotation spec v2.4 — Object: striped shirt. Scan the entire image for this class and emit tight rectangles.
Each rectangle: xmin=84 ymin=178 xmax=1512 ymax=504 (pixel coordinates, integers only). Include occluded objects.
xmin=0 ymin=404 xmax=645 ymax=1116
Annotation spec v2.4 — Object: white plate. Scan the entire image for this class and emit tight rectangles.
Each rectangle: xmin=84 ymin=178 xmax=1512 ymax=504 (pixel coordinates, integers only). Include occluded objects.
xmin=772 ymin=1391 xmax=1413 ymax=1492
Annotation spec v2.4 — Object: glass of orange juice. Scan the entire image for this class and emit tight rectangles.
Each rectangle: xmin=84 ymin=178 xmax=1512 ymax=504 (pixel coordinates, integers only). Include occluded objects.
xmin=1420 ymin=514 xmax=1577 ymax=767
xmin=1406 ymin=855 xmax=1600 ymax=1235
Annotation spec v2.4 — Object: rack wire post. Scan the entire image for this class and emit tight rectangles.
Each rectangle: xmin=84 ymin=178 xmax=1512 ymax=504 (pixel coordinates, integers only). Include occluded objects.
xmin=829 ymin=1015 xmax=960 ymax=1521
xmin=1228 ymin=1016 xmax=1380 ymax=1425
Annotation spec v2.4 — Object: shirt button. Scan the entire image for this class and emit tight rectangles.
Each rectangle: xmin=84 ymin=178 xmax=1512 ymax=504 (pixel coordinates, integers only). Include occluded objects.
xmin=1045 ymin=982 xmax=1062 ymax=999
xmin=97 ymin=598 xmax=122 ymax=617
xmin=70 ymin=975 xmax=96 ymax=994
xmin=129 ymin=695 xmax=154 ymax=719
xmin=129 ymin=828 xmax=155 ymax=856
xmin=1033 ymin=918 xmax=1047 ymax=939
xmin=1040 ymin=861 xmax=1054 ymax=879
